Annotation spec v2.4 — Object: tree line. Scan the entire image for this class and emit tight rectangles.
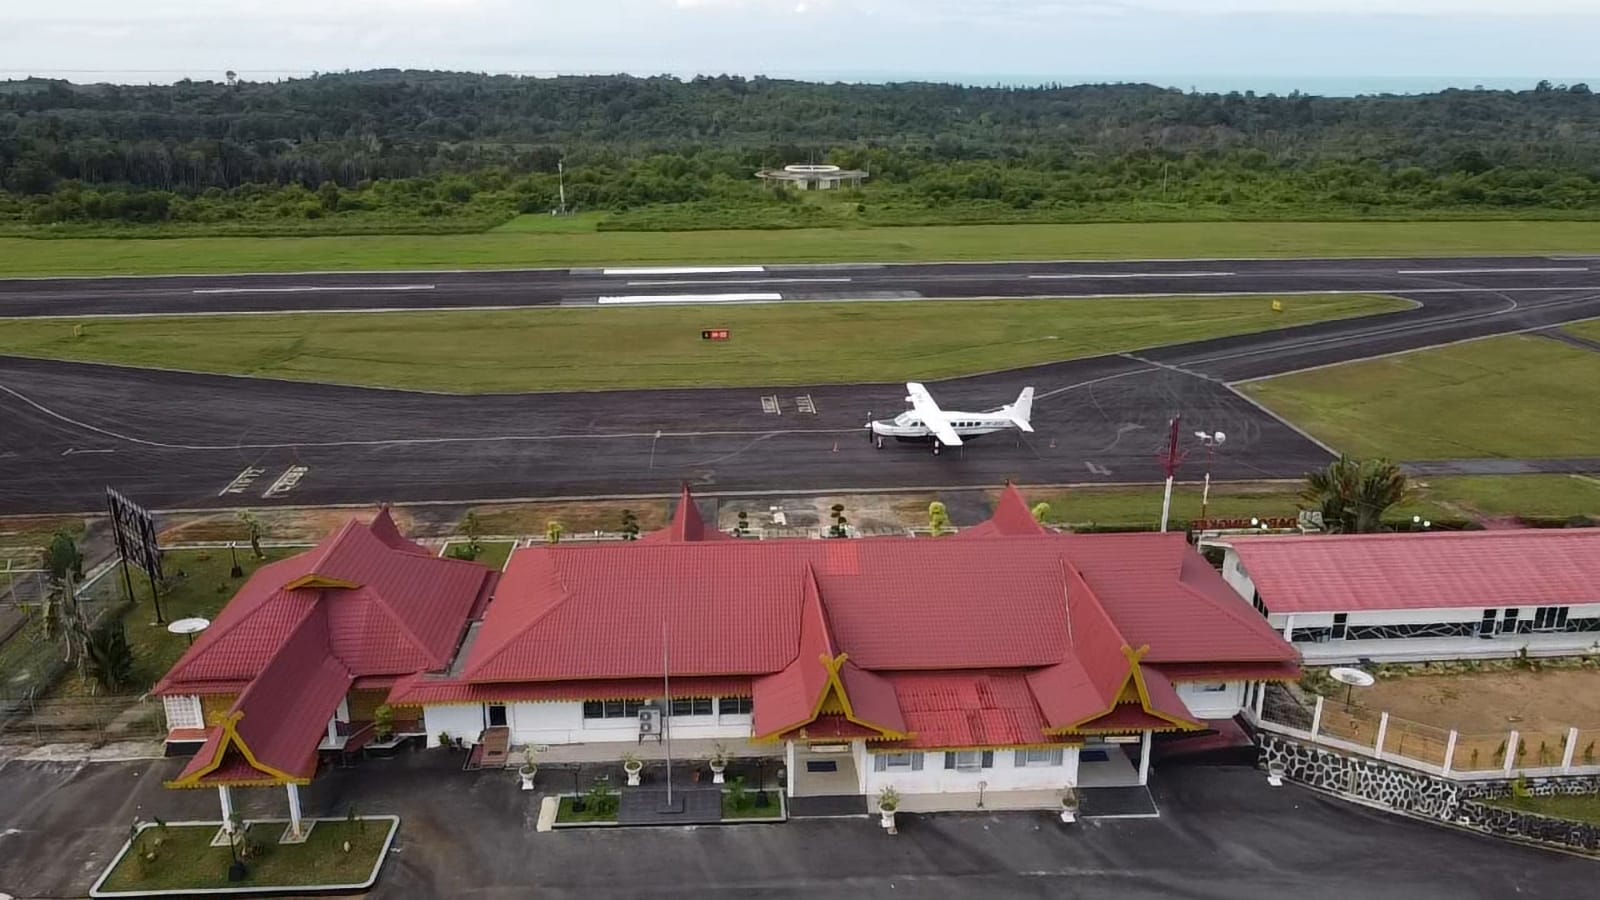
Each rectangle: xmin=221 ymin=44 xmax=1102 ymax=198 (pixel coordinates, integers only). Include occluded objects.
xmin=2 ymin=71 xmax=1597 ymax=230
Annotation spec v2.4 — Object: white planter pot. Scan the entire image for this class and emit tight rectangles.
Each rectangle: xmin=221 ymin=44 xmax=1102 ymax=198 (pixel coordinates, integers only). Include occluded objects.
xmin=1059 ymin=809 xmax=1076 ymax=824
xmin=879 ymin=808 xmax=897 ymax=830
xmin=518 ymin=767 xmax=537 ymax=791
xmin=624 ymin=764 xmax=642 ymax=787
xmin=710 ymin=762 xmax=726 ymax=785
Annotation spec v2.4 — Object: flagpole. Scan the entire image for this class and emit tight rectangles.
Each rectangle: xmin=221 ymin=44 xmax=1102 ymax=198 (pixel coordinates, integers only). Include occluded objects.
xmin=662 ymin=619 xmax=673 ymax=809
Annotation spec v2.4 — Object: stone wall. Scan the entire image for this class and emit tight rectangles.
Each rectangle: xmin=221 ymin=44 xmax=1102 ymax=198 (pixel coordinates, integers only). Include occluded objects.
xmin=1259 ymin=733 xmax=1600 ymax=855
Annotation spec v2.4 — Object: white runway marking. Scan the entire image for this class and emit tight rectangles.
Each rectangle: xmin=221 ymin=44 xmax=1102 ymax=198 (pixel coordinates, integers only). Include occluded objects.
xmin=601 ymin=266 xmax=765 ymax=275
xmin=263 ymin=465 xmax=309 ymax=498
xmin=597 ymin=293 xmax=783 ymax=305
xmin=1026 ymin=272 xmax=1235 ymax=280
xmin=623 ymin=277 xmax=851 ymax=286
xmin=192 ymin=284 xmax=437 ymax=295
xmin=1396 ymin=267 xmax=1588 ymax=275
xmin=219 ymin=466 xmax=267 ymax=496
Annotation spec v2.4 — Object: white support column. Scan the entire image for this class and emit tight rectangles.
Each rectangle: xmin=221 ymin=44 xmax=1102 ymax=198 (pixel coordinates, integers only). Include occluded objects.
xmin=1504 ymin=730 xmax=1520 ymax=775
xmin=1137 ymin=730 xmax=1152 ymax=786
xmin=784 ymin=741 xmax=796 ymax=798
xmin=286 ymin=783 xmax=303 ymax=838
xmin=1281 ymin=615 xmax=1294 ymax=641
xmin=217 ymin=785 xmax=236 ymax=832
xmin=1374 ymin=712 xmax=1390 ymax=760
xmin=1253 ymin=681 xmax=1266 ymax=719
xmin=1310 ymin=695 xmax=1325 ymax=740
xmin=326 ymin=717 xmax=339 ymax=746
xmin=1562 ymin=727 xmax=1580 ymax=772
xmin=1443 ymin=730 xmax=1459 ymax=776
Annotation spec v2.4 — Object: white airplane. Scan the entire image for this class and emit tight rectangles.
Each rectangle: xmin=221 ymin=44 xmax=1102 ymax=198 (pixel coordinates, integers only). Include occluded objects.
xmin=867 ymin=382 xmax=1034 ymax=454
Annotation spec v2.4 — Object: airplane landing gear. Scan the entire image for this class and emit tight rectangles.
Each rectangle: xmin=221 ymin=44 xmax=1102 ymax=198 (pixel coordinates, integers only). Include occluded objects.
xmin=875 ymin=436 xmax=884 ymax=450
xmin=932 ymin=440 xmax=942 ymax=456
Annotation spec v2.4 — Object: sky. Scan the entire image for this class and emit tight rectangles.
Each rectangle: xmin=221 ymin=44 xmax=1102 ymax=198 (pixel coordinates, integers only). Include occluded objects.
xmin=3 ymin=0 xmax=1597 ymax=94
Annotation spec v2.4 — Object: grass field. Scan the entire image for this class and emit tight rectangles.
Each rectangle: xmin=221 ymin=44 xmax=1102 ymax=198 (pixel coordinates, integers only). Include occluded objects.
xmin=4 ymin=219 xmax=1600 ymax=276
xmin=1241 ymin=334 xmax=1600 ymax=459
xmin=0 ymin=294 xmax=1405 ymax=393
xmin=1488 ymin=792 xmax=1600 ymax=825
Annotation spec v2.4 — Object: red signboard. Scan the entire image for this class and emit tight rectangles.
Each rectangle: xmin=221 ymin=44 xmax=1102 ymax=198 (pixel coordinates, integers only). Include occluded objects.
xmin=1196 ymin=516 xmax=1299 ymax=531
xmin=701 ymin=329 xmax=731 ymax=341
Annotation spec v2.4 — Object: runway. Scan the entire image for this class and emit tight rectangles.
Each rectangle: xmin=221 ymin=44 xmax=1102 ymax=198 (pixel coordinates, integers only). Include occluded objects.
xmin=2 ymin=255 xmax=1599 ymax=515
xmin=1 ymin=255 xmax=1599 ymax=317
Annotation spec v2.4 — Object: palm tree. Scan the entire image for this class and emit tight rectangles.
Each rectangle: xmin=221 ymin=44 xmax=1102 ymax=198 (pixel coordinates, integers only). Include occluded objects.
xmin=83 ymin=621 xmax=136 ymax=693
xmin=1300 ymin=456 xmax=1409 ymax=533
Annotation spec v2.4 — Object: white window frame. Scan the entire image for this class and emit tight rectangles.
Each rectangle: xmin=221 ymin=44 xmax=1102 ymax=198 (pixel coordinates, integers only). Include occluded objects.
xmin=953 ymin=750 xmax=984 ymax=772
xmin=1195 ymin=683 xmax=1228 ymax=693
xmin=163 ymin=695 xmax=204 ymax=731
xmin=884 ymin=752 xmax=916 ymax=770
xmin=716 ymin=697 xmax=752 ymax=722
xmin=1018 ymin=747 xmax=1065 ymax=768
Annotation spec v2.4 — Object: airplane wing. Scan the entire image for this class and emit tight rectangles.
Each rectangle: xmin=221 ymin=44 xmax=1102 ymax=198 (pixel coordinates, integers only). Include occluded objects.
xmin=905 ymin=382 xmax=963 ymax=446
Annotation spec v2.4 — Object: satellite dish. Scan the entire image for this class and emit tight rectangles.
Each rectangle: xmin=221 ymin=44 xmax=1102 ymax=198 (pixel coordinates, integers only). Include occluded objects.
xmin=1329 ymin=667 xmax=1374 ymax=687
xmin=1329 ymin=666 xmax=1374 ymax=707
xmin=167 ymin=617 xmax=211 ymax=645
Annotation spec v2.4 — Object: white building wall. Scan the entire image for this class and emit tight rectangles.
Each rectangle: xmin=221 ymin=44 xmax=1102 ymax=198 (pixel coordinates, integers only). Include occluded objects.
xmin=423 ymin=705 xmax=485 ymax=747
xmin=1221 ymin=551 xmax=1257 ymax=602
xmin=860 ymin=749 xmax=1080 ymax=796
xmin=1174 ymin=681 xmax=1246 ymax=719
xmin=506 ymin=701 xmax=752 ymax=746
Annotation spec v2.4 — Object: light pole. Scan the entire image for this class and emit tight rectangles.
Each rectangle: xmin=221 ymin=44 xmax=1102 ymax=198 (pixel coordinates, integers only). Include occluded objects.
xmin=1157 ymin=416 xmax=1187 ymax=533
xmin=1193 ymin=430 xmax=1227 ymax=528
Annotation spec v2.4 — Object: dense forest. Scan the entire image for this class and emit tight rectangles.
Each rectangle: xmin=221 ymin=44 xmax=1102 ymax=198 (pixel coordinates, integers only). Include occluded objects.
xmin=2 ymin=70 xmax=1598 ymax=234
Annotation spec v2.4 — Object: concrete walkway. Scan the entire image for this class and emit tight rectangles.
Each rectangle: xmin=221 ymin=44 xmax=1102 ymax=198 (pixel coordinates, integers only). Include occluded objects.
xmin=1402 ymin=458 xmax=1600 ymax=477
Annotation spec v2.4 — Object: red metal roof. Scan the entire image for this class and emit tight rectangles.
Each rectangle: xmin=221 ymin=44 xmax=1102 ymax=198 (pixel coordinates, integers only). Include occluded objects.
xmin=956 ymin=484 xmax=1048 ymax=539
xmin=157 ymin=510 xmax=493 ymax=696
xmin=1229 ymin=529 xmax=1600 ymax=614
xmin=641 ymin=484 xmax=736 ymax=544
xmin=883 ymin=671 xmax=1051 ymax=749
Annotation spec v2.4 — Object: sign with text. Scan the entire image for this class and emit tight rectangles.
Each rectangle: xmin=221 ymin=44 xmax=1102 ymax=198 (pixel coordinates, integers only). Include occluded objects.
xmin=105 ymin=487 xmax=162 ymax=576
xmin=1195 ymin=515 xmax=1299 ymax=531
xmin=701 ymin=329 xmax=731 ymax=341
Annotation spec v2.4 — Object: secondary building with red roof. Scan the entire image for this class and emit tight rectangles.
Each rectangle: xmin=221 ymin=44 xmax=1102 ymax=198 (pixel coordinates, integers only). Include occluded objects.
xmin=156 ymin=486 xmax=1298 ymax=815
xmin=1220 ymin=529 xmax=1600 ymax=665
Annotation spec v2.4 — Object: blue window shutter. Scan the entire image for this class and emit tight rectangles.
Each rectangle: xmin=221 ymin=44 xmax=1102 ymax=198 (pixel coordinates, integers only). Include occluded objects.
xmin=873 ymin=754 xmax=887 ymax=772
xmin=981 ymin=751 xmax=994 ymax=768
xmin=944 ymin=752 xmax=956 ymax=770
xmin=911 ymin=752 xmax=924 ymax=771
xmin=1014 ymin=749 xmax=1028 ymax=767
xmin=1049 ymin=748 xmax=1064 ymax=766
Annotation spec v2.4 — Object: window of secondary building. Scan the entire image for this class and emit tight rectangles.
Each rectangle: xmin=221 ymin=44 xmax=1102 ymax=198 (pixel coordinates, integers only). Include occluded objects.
xmin=718 ymin=697 xmax=753 ymax=716
xmin=1331 ymin=613 xmax=1348 ymax=640
xmin=1501 ymin=608 xmax=1521 ymax=634
xmin=873 ymin=752 xmax=924 ymax=771
xmin=670 ymin=697 xmax=714 ymax=717
xmin=583 ymin=699 xmax=647 ymax=720
xmin=1195 ymin=682 xmax=1228 ymax=693
xmin=1480 ymin=609 xmax=1497 ymax=638
xmin=945 ymin=750 xmax=994 ymax=771
xmin=1015 ymin=747 xmax=1065 ymax=767
xmin=1533 ymin=606 xmax=1570 ymax=631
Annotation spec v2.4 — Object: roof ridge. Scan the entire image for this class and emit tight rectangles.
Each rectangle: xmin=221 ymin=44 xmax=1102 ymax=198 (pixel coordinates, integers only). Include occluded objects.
xmin=1168 ymin=564 xmax=1296 ymax=661
xmin=349 ymin=582 xmax=453 ymax=670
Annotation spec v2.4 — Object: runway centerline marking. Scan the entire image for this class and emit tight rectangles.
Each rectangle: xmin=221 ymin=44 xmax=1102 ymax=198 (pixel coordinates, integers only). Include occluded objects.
xmin=1026 ymin=272 xmax=1235 ymax=280
xmin=601 ymin=266 xmax=765 ymax=276
xmin=1395 ymin=267 xmax=1588 ymax=275
xmin=623 ymin=278 xmax=851 ymax=286
xmin=597 ymin=293 xmax=783 ymax=305
xmin=191 ymin=284 xmax=437 ymax=295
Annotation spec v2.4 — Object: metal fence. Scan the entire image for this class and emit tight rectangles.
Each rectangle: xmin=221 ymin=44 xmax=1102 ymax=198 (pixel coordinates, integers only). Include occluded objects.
xmin=1 ymin=693 xmax=166 ymax=746
xmin=1253 ymin=682 xmax=1600 ymax=780
xmin=0 ymin=561 xmax=133 ymax=738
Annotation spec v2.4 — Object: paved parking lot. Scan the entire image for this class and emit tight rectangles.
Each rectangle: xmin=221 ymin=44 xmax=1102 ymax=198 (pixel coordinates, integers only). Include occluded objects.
xmin=0 ymin=751 xmax=1593 ymax=899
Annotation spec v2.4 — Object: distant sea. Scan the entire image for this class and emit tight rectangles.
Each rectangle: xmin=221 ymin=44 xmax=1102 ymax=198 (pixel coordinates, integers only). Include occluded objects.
xmin=2 ymin=70 xmax=1593 ymax=97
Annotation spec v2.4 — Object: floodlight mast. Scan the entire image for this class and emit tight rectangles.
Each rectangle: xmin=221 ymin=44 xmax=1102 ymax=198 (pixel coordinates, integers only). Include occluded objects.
xmin=1194 ymin=430 xmax=1227 ymax=525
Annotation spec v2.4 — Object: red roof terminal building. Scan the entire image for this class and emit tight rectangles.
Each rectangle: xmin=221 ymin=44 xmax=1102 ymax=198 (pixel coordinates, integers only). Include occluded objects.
xmin=156 ymin=486 xmax=1298 ymax=818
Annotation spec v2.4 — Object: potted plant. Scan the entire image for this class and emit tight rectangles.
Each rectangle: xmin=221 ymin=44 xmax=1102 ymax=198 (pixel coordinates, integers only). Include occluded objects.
xmin=877 ymin=786 xmax=901 ymax=832
xmin=622 ymin=751 xmax=643 ymax=787
xmin=1058 ymin=788 xmax=1080 ymax=824
xmin=373 ymin=705 xmax=395 ymax=743
xmin=437 ymin=731 xmax=454 ymax=750
xmin=708 ymin=743 xmax=729 ymax=784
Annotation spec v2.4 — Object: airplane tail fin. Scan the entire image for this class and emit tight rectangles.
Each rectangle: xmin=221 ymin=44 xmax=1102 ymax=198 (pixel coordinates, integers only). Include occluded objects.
xmin=1005 ymin=386 xmax=1035 ymax=432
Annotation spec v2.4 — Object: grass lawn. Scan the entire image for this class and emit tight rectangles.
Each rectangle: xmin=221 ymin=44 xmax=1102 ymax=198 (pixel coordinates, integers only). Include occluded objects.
xmin=556 ymin=796 xmax=618 ymax=824
xmin=1418 ymin=474 xmax=1600 ymax=519
xmin=1241 ymin=334 xmax=1600 ymax=459
xmin=99 ymin=819 xmax=392 ymax=893
xmin=1487 ymin=793 xmax=1600 ymax=825
xmin=52 ymin=548 xmax=295 ymax=697
xmin=1028 ymin=482 xmax=1457 ymax=530
xmin=442 ymin=540 xmax=515 ymax=571
xmin=6 ymin=220 xmax=1600 ymax=276
xmin=0 ymin=294 xmax=1406 ymax=393
xmin=1568 ymin=320 xmax=1600 ymax=343
xmin=0 ymin=515 xmax=86 ymax=563
xmin=466 ymin=500 xmax=672 ymax=536
xmin=722 ymin=791 xmax=779 ymax=820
